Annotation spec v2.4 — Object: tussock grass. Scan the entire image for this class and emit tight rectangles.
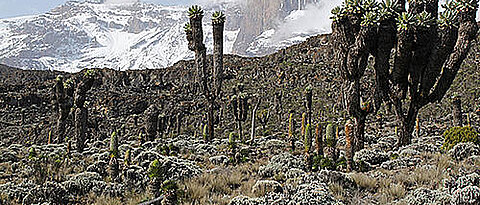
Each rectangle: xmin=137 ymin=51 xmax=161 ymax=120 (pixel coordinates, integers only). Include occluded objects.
xmin=181 ymin=160 xmax=264 ymax=205
xmin=329 ymin=182 xmax=346 ymax=201
xmin=351 ymin=172 xmax=377 ymax=191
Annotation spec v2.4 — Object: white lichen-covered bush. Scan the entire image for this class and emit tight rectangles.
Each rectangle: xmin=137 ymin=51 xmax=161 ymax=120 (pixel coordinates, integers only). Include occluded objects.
xmin=62 ymin=172 xmax=125 ymax=197
xmin=252 ymin=180 xmax=283 ymax=195
xmin=0 ymin=181 xmax=68 ymax=204
xmin=399 ymin=142 xmax=440 ymax=154
xmin=228 ymin=181 xmax=337 ymax=205
xmin=402 ymin=187 xmax=450 ymax=204
xmin=448 ymin=142 xmax=480 ymax=161
xmin=445 ymin=173 xmax=480 ymax=204
xmin=353 ymin=148 xmax=389 ymax=166
xmin=380 ymin=157 xmax=422 ymax=170
xmin=451 ymin=186 xmax=480 ymax=205
xmin=258 ymin=152 xmax=305 ymax=177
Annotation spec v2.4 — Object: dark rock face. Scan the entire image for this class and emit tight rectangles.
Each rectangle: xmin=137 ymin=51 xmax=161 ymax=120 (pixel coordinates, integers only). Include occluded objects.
xmin=232 ymin=0 xmax=320 ymax=55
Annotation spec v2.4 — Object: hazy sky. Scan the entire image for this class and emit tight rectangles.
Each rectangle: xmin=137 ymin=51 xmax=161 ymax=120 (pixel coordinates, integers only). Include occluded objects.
xmin=0 ymin=0 xmax=192 ymax=19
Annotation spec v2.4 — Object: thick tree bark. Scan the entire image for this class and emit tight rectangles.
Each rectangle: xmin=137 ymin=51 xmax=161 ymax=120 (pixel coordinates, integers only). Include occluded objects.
xmin=207 ymin=103 xmax=214 ymax=141
xmin=213 ymin=21 xmax=224 ymax=98
xmin=345 ymin=120 xmax=354 ymax=172
xmin=145 ymin=105 xmax=158 ymax=141
xmin=238 ymin=120 xmax=242 ymax=142
xmin=354 ymin=116 xmax=366 ymax=152
xmin=315 ymin=123 xmax=323 ymax=156
xmin=395 ymin=100 xmax=419 ymax=147
xmin=75 ymin=107 xmax=87 ymax=152
xmin=453 ymin=97 xmax=463 ymax=127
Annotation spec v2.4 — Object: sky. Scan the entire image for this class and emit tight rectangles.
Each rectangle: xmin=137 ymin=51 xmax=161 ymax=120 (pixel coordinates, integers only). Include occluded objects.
xmin=0 ymin=0 xmax=192 ymax=19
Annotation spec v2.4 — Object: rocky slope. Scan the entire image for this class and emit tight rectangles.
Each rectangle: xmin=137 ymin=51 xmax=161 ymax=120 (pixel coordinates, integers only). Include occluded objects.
xmin=0 ymin=33 xmax=479 ymax=204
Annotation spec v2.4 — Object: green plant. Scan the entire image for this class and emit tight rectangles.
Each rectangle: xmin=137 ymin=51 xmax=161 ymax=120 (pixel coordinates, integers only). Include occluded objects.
xmin=124 ymin=149 xmax=131 ymax=166
xmin=148 ymin=159 xmax=163 ymax=179
xmin=84 ymin=69 xmax=96 ymax=78
xmin=110 ymin=131 xmax=118 ymax=158
xmin=212 ymin=11 xmax=225 ymax=24
xmin=442 ymin=126 xmax=479 ymax=150
xmin=301 ymin=112 xmax=306 ymax=137
xmin=184 ymin=23 xmax=192 ymax=32
xmin=162 ymin=180 xmax=179 ymax=192
xmin=312 ymin=155 xmax=336 ymax=171
xmin=28 ymin=147 xmax=37 ymax=160
xmin=228 ymin=132 xmax=236 ymax=150
xmin=304 ymin=124 xmax=312 ymax=153
xmin=188 ymin=5 xmax=204 ymax=19
xmin=288 ymin=112 xmax=295 ymax=151
xmin=202 ymin=124 xmax=208 ymax=140
xmin=325 ymin=123 xmax=337 ymax=147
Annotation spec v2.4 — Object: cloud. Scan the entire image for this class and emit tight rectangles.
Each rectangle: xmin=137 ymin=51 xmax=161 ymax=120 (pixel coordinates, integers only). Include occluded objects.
xmin=271 ymin=0 xmax=342 ymax=43
xmin=104 ymin=0 xmax=140 ymax=4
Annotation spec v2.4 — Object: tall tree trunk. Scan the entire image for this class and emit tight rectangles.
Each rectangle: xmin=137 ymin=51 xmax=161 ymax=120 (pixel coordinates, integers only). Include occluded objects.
xmin=354 ymin=116 xmax=366 ymax=152
xmin=395 ymin=101 xmax=419 ymax=147
xmin=250 ymin=99 xmax=261 ymax=144
xmin=213 ymin=19 xmax=224 ymax=98
xmin=238 ymin=121 xmax=242 ymax=142
xmin=208 ymin=102 xmax=214 ymax=141
xmin=75 ymin=107 xmax=87 ymax=153
xmin=56 ymin=110 xmax=68 ymax=144
xmin=145 ymin=105 xmax=158 ymax=142
xmin=452 ymin=97 xmax=463 ymax=127
xmin=345 ymin=120 xmax=354 ymax=172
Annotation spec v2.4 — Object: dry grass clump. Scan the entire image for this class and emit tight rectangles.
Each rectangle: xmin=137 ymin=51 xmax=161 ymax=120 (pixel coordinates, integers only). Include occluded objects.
xmin=89 ymin=191 xmax=150 ymax=205
xmin=378 ymin=182 xmax=406 ymax=204
xmin=181 ymin=160 xmax=264 ymax=205
xmin=409 ymin=165 xmax=446 ymax=189
xmin=351 ymin=172 xmax=377 ymax=191
xmin=329 ymin=182 xmax=346 ymax=201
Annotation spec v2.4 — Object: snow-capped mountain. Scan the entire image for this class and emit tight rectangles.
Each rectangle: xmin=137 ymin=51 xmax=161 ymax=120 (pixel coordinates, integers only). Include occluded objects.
xmin=0 ymin=1 xmax=242 ymax=71
xmin=0 ymin=0 xmax=333 ymax=72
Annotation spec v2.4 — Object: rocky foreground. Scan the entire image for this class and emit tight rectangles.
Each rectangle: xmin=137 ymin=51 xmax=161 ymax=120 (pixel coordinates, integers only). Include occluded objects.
xmin=0 ymin=34 xmax=480 ymax=204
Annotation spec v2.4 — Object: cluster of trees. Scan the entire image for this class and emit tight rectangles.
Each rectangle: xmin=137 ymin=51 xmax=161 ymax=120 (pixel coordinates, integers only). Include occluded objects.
xmin=331 ymin=0 xmax=478 ymax=155
xmin=183 ymin=0 xmax=478 ymax=170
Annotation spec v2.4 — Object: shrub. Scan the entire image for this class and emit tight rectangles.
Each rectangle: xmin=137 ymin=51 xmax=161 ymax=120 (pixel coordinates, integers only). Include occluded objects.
xmin=442 ymin=126 xmax=479 ymax=150
xmin=147 ymin=159 xmax=162 ymax=179
xmin=312 ymin=155 xmax=344 ymax=171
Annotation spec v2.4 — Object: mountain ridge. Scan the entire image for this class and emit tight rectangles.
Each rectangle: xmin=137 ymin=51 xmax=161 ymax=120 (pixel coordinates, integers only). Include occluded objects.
xmin=0 ymin=0 xmax=328 ymax=72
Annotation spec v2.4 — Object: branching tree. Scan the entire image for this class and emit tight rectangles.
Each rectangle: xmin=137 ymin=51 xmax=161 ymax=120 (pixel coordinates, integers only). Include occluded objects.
xmin=185 ymin=6 xmax=225 ymax=141
xmin=332 ymin=0 xmax=478 ymax=147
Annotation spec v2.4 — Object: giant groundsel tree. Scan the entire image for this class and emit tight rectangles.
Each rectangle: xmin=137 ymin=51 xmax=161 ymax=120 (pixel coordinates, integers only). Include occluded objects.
xmin=185 ymin=6 xmax=225 ymax=141
xmin=331 ymin=0 xmax=479 ymax=148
